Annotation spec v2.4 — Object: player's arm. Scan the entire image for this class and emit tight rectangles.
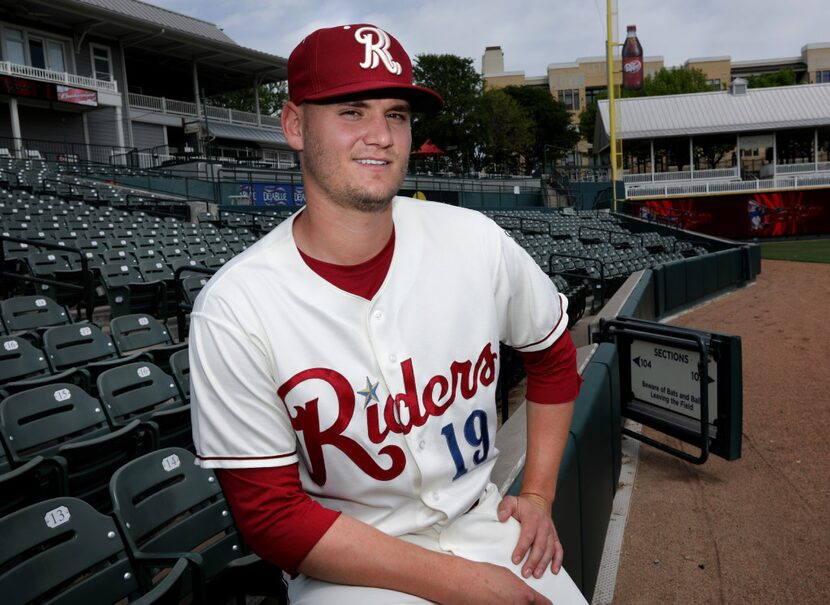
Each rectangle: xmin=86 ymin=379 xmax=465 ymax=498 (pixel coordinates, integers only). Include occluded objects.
xmin=497 ymin=331 xmax=580 ymax=579
xmin=301 ymin=511 xmax=552 ymax=605
xmin=220 ymin=465 xmax=552 ymax=605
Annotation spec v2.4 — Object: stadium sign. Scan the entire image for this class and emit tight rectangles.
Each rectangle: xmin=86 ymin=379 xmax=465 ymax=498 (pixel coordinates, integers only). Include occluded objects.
xmin=600 ymin=317 xmax=742 ymax=463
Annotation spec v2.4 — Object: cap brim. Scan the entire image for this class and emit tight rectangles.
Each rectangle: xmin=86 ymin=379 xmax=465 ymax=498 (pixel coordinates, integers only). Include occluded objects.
xmin=301 ymin=82 xmax=444 ymax=113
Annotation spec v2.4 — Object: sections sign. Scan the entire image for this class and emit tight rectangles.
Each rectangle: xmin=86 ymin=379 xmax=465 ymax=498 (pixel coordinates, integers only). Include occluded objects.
xmin=630 ymin=340 xmax=717 ymax=423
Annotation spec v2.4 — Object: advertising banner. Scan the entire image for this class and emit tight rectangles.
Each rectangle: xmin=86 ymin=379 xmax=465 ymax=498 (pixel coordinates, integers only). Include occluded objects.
xmin=630 ymin=188 xmax=830 ymax=239
xmin=56 ymin=85 xmax=98 ymax=107
xmin=238 ymin=183 xmax=304 ymax=206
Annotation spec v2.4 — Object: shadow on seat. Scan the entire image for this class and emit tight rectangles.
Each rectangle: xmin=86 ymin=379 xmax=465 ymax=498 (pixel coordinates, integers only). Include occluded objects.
xmin=110 ymin=447 xmax=287 ymax=605
xmin=97 ymin=361 xmax=192 ymax=451
xmin=0 ymin=455 xmax=67 ymax=519
xmin=0 ymin=383 xmax=157 ymax=511
xmin=0 ymin=496 xmax=191 ymax=605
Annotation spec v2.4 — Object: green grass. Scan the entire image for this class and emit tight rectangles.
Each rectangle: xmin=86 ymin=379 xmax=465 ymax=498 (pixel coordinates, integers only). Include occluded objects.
xmin=760 ymin=239 xmax=830 ymax=264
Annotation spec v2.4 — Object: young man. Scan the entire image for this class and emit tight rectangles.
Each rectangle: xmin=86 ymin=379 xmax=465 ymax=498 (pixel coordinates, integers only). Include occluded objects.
xmin=190 ymin=24 xmax=588 ymax=605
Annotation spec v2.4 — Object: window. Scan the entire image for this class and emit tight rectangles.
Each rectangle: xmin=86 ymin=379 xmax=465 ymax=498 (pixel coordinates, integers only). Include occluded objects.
xmin=557 ymin=89 xmax=580 ymax=111
xmin=2 ymin=28 xmax=66 ymax=72
xmin=46 ymin=40 xmax=66 ymax=72
xmin=91 ymin=45 xmax=113 ymax=81
xmin=28 ymin=38 xmax=45 ymax=69
xmin=584 ymin=87 xmax=604 ymax=106
xmin=706 ymin=79 xmax=722 ymax=90
xmin=817 ymin=70 xmax=830 ymax=83
xmin=3 ymin=28 xmax=26 ymax=65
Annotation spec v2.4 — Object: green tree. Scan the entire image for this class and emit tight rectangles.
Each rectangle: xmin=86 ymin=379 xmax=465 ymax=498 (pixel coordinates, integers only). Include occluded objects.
xmin=501 ymin=85 xmax=579 ymax=173
xmin=578 ymin=93 xmax=605 ymax=145
xmin=207 ymin=81 xmax=288 ymax=116
xmin=631 ymin=66 xmax=716 ymax=97
xmin=471 ymin=89 xmax=533 ymax=173
xmin=746 ymin=68 xmax=798 ymax=88
xmin=412 ymin=54 xmax=483 ymax=171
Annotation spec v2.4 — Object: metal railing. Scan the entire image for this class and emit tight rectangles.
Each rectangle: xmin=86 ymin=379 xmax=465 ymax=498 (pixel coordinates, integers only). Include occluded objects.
xmin=626 ymin=172 xmax=830 ymax=199
xmin=623 ymin=167 xmax=738 ymax=184
xmin=0 ymin=235 xmax=95 ymax=321
xmin=128 ymin=93 xmax=280 ymax=129
xmin=0 ymin=135 xmax=135 ymax=166
xmin=774 ymin=161 xmax=830 ymax=175
xmin=0 ymin=61 xmax=118 ymax=93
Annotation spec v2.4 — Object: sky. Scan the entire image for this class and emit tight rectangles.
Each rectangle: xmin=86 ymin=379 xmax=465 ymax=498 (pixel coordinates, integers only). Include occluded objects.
xmin=147 ymin=0 xmax=829 ymax=77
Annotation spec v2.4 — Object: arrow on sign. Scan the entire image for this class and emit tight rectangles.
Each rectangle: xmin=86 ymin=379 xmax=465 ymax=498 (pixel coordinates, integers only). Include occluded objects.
xmin=633 ymin=356 xmax=641 ymax=367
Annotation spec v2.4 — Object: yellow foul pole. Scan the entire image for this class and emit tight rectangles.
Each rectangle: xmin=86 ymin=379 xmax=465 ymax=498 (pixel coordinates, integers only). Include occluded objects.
xmin=606 ymin=0 xmax=618 ymax=212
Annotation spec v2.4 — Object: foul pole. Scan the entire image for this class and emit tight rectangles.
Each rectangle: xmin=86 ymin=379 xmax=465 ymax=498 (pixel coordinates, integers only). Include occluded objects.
xmin=606 ymin=0 xmax=619 ymax=212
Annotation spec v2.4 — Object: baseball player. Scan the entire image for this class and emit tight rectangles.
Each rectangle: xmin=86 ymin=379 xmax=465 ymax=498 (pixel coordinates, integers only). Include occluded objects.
xmin=190 ymin=23 xmax=587 ymax=605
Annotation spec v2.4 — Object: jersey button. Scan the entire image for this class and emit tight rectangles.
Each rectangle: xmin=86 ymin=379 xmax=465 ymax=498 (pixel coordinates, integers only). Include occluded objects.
xmin=431 ymin=492 xmax=440 ymax=501
xmin=373 ymin=310 xmax=383 ymax=320
xmin=389 ymin=354 xmax=397 ymax=363
xmin=418 ymin=440 xmax=426 ymax=450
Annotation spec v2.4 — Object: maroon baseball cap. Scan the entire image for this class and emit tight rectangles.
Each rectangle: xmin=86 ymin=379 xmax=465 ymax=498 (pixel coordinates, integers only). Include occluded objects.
xmin=287 ymin=24 xmax=444 ymax=113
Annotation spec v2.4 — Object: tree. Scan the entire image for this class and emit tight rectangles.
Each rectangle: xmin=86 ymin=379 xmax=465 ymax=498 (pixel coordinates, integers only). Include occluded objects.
xmin=412 ymin=54 xmax=483 ymax=172
xmin=471 ymin=89 xmax=533 ymax=173
xmin=632 ymin=66 xmax=716 ymax=97
xmin=578 ymin=93 xmax=605 ymax=146
xmin=207 ymin=81 xmax=288 ymax=116
xmin=746 ymin=68 xmax=797 ymax=88
xmin=501 ymin=85 xmax=579 ymax=173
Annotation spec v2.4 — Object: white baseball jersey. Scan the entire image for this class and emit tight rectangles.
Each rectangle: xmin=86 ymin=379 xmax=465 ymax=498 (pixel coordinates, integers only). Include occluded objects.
xmin=190 ymin=197 xmax=569 ymax=537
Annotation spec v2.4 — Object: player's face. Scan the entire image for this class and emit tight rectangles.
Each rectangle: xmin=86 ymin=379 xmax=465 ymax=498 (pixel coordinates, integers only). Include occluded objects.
xmin=296 ymin=97 xmax=412 ymax=213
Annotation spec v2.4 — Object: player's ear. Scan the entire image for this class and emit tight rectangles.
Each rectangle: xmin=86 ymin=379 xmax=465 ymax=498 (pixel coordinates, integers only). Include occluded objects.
xmin=281 ymin=101 xmax=304 ymax=151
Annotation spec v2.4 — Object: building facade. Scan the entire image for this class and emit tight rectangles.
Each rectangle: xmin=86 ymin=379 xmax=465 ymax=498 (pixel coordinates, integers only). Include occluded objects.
xmin=483 ymin=41 xmax=830 ymax=165
xmin=0 ymin=0 xmax=294 ymax=169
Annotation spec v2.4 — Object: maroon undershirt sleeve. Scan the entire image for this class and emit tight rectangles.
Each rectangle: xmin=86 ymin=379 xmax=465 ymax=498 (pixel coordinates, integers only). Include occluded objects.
xmin=519 ymin=329 xmax=584 ymax=404
xmin=218 ymin=465 xmax=340 ymax=574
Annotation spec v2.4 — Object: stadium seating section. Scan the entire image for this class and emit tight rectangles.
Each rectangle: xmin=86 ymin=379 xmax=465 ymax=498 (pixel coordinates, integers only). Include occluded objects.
xmin=1 ymin=157 xmax=734 ymax=603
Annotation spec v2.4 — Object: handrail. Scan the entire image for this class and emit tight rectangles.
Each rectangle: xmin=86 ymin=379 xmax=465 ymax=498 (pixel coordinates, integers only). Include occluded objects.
xmin=173 ymin=264 xmax=217 ymax=342
xmin=577 ymin=224 xmax=644 ymax=249
xmin=0 ymin=235 xmax=94 ymax=321
xmin=547 ymin=251 xmax=607 ymax=309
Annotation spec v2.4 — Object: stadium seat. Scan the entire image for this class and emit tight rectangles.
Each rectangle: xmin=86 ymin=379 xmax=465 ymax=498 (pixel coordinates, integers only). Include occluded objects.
xmin=109 ymin=314 xmax=186 ymax=372
xmin=0 ymin=455 xmax=67 ymax=519
xmin=0 ymin=334 xmax=51 ymax=386
xmin=169 ymin=347 xmax=190 ymax=403
xmin=97 ymin=361 xmax=192 ymax=450
xmin=110 ymin=447 xmax=286 ymax=605
xmin=0 ymin=497 xmax=191 ymax=605
xmin=40 ymin=323 xmax=147 ymax=392
xmin=100 ymin=262 xmax=166 ymax=318
xmin=0 ymin=383 xmax=157 ymax=511
xmin=0 ymin=294 xmax=72 ymax=335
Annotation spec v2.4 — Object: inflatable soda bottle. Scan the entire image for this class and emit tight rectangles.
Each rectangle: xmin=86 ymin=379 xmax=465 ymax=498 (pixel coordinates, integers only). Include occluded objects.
xmin=622 ymin=25 xmax=643 ymax=90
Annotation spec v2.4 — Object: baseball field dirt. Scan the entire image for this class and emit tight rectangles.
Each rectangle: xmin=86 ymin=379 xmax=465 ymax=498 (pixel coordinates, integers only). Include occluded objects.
xmin=611 ymin=259 xmax=830 ymax=604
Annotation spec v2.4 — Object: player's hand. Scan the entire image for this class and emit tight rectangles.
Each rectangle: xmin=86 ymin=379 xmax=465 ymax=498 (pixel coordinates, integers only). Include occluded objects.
xmin=445 ymin=560 xmax=552 ymax=605
xmin=497 ymin=492 xmax=563 ymax=579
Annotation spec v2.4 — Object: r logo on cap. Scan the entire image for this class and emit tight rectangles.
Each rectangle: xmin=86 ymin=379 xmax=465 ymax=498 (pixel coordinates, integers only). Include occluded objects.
xmin=354 ymin=26 xmax=402 ymax=75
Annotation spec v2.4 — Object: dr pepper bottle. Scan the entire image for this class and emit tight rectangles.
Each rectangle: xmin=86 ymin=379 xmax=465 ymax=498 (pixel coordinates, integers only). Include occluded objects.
xmin=622 ymin=25 xmax=643 ymax=90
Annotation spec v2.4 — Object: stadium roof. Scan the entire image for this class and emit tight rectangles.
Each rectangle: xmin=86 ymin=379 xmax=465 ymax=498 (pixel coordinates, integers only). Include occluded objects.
xmin=595 ymin=83 xmax=830 ymax=150
xmin=14 ymin=0 xmax=287 ymax=89
xmin=207 ymin=123 xmax=286 ymax=145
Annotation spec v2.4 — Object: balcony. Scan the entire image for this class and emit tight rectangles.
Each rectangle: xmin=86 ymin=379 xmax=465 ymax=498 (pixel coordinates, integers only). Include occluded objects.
xmin=128 ymin=93 xmax=280 ymax=128
xmin=625 ymin=169 xmax=830 ymax=199
xmin=0 ymin=61 xmax=118 ymax=93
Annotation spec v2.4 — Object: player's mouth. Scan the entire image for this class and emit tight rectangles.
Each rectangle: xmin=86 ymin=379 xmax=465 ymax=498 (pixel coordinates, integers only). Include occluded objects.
xmin=355 ymin=158 xmax=391 ymax=166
